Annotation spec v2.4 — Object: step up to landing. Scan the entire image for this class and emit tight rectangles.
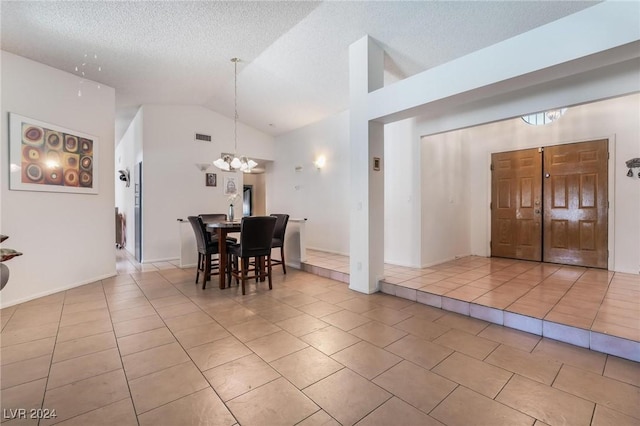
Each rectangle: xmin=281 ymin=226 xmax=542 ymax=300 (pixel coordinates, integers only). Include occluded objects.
xmin=300 ymin=261 xmax=639 ymax=363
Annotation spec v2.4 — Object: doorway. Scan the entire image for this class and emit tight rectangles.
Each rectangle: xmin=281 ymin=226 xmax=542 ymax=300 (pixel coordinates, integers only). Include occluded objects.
xmin=490 ymin=139 xmax=608 ymax=268
xmin=134 ymin=161 xmax=142 ymax=262
xmin=243 ymin=185 xmax=253 ymax=217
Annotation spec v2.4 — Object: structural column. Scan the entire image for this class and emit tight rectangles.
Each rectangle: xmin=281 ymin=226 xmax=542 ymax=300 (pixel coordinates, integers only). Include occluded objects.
xmin=349 ymin=36 xmax=384 ymax=294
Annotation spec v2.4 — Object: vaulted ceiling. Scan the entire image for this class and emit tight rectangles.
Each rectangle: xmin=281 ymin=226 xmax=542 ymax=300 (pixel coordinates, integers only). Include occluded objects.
xmin=1 ymin=1 xmax=598 ymax=143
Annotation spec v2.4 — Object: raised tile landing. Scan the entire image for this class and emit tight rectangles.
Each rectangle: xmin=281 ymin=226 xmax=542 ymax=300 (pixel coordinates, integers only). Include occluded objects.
xmin=303 ymin=250 xmax=640 ymax=362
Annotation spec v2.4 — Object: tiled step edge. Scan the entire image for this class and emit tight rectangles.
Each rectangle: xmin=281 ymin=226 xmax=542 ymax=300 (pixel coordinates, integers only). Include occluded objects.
xmin=301 ymin=263 xmax=350 ymax=284
xmin=380 ymin=280 xmax=640 ymax=363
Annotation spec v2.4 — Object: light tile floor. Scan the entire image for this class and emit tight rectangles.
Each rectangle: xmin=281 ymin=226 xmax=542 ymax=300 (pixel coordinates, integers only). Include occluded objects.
xmin=304 ymin=249 xmax=640 ymax=361
xmin=0 ymin=249 xmax=638 ymax=425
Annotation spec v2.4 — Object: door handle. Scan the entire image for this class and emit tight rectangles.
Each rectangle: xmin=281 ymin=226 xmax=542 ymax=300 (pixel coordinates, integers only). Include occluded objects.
xmin=545 ymin=173 xmax=550 ymax=178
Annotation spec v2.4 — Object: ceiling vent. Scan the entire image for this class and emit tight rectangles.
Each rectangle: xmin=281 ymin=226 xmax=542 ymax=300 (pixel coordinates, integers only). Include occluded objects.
xmin=194 ymin=133 xmax=212 ymax=142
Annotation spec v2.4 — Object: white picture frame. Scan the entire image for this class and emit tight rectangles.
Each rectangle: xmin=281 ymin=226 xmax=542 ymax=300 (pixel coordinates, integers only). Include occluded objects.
xmin=9 ymin=113 xmax=99 ymax=194
xmin=224 ymin=176 xmax=237 ymax=195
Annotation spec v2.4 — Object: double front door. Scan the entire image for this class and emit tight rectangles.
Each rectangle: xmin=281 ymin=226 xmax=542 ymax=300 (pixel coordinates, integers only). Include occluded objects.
xmin=490 ymin=139 xmax=608 ymax=268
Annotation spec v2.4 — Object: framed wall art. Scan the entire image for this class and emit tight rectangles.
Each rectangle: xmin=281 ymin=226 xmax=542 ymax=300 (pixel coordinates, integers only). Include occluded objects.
xmin=223 ymin=176 xmax=237 ymax=195
xmin=9 ymin=113 xmax=99 ymax=194
xmin=205 ymin=173 xmax=217 ymax=187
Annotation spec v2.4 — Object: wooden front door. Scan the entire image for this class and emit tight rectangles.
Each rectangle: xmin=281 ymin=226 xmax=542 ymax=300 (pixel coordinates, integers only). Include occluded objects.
xmin=491 ymin=148 xmax=543 ymax=261
xmin=543 ymin=140 xmax=608 ymax=268
xmin=491 ymin=140 xmax=608 ymax=268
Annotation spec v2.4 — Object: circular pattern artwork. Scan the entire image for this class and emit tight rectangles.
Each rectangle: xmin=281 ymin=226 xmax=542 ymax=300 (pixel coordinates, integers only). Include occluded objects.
xmin=80 ymin=138 xmax=93 ymax=155
xmin=45 ymin=167 xmax=63 ymax=185
xmin=65 ymin=135 xmax=79 ymax=153
xmin=22 ymin=145 xmax=43 ymax=162
xmin=80 ymin=156 xmax=92 ymax=170
xmin=23 ymin=163 xmax=44 ymax=183
xmin=79 ymin=171 xmax=93 ymax=187
xmin=45 ymin=130 xmax=62 ymax=150
xmin=19 ymin=121 xmax=94 ymax=190
xmin=63 ymin=169 xmax=79 ymax=186
xmin=22 ymin=126 xmax=44 ymax=146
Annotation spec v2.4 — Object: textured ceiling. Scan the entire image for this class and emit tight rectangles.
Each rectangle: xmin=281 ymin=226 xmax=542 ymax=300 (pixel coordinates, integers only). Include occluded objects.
xmin=1 ymin=1 xmax=598 ymax=143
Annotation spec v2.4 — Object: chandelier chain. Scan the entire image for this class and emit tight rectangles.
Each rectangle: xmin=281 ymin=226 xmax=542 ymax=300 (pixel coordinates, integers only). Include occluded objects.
xmin=234 ymin=58 xmax=238 ymax=152
xmin=212 ymin=57 xmax=257 ymax=172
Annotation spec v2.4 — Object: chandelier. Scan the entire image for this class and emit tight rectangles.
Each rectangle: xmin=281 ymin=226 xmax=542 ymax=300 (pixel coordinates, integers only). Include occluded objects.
xmin=213 ymin=58 xmax=258 ymax=173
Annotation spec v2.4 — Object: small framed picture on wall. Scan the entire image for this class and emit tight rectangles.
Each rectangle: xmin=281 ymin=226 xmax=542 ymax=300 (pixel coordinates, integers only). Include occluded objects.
xmin=224 ymin=176 xmax=237 ymax=195
xmin=205 ymin=173 xmax=217 ymax=187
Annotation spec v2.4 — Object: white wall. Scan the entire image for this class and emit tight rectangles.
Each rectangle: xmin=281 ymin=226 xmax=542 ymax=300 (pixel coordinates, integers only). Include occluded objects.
xmin=424 ymin=94 xmax=640 ymax=274
xmin=269 ymin=111 xmax=426 ymax=268
xmin=268 ymin=111 xmax=351 ymax=255
xmin=1 ymin=51 xmax=116 ymax=307
xmin=135 ymin=105 xmax=274 ymax=262
xmin=420 ymin=130 xmax=471 ymax=266
xmin=384 ymin=118 xmax=422 ymax=267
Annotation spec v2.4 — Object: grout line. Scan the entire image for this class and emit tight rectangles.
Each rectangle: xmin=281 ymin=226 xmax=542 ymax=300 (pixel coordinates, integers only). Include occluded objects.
xmin=118 ymin=270 xmax=242 ymax=424
xmin=3 ymin=252 xmax=639 ymax=425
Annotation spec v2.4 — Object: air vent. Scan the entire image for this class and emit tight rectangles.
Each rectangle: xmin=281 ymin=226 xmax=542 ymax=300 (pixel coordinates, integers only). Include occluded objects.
xmin=195 ymin=133 xmax=212 ymax=142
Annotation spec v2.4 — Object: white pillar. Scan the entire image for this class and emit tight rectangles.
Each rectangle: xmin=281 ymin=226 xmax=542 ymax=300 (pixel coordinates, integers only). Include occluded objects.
xmin=349 ymin=36 xmax=385 ymax=294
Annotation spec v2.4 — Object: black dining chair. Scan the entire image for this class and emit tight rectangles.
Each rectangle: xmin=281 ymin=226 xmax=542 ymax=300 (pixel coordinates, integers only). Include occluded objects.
xmin=187 ymin=216 xmax=232 ymax=289
xmin=228 ymin=216 xmax=277 ymax=295
xmin=270 ymin=214 xmax=289 ymax=274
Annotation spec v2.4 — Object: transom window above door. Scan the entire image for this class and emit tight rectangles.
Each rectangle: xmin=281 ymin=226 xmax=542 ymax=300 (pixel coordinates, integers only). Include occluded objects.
xmin=521 ymin=108 xmax=568 ymax=126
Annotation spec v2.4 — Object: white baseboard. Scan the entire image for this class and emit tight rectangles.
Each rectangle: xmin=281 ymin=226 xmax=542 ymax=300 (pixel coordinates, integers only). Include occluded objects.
xmin=305 ymin=246 xmax=350 ymax=257
xmin=0 ymin=271 xmax=117 ymax=309
xmin=142 ymin=257 xmax=180 ymax=264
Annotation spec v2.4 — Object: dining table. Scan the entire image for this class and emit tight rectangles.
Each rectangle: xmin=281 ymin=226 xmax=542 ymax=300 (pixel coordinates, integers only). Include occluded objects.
xmin=205 ymin=221 xmax=241 ymax=289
